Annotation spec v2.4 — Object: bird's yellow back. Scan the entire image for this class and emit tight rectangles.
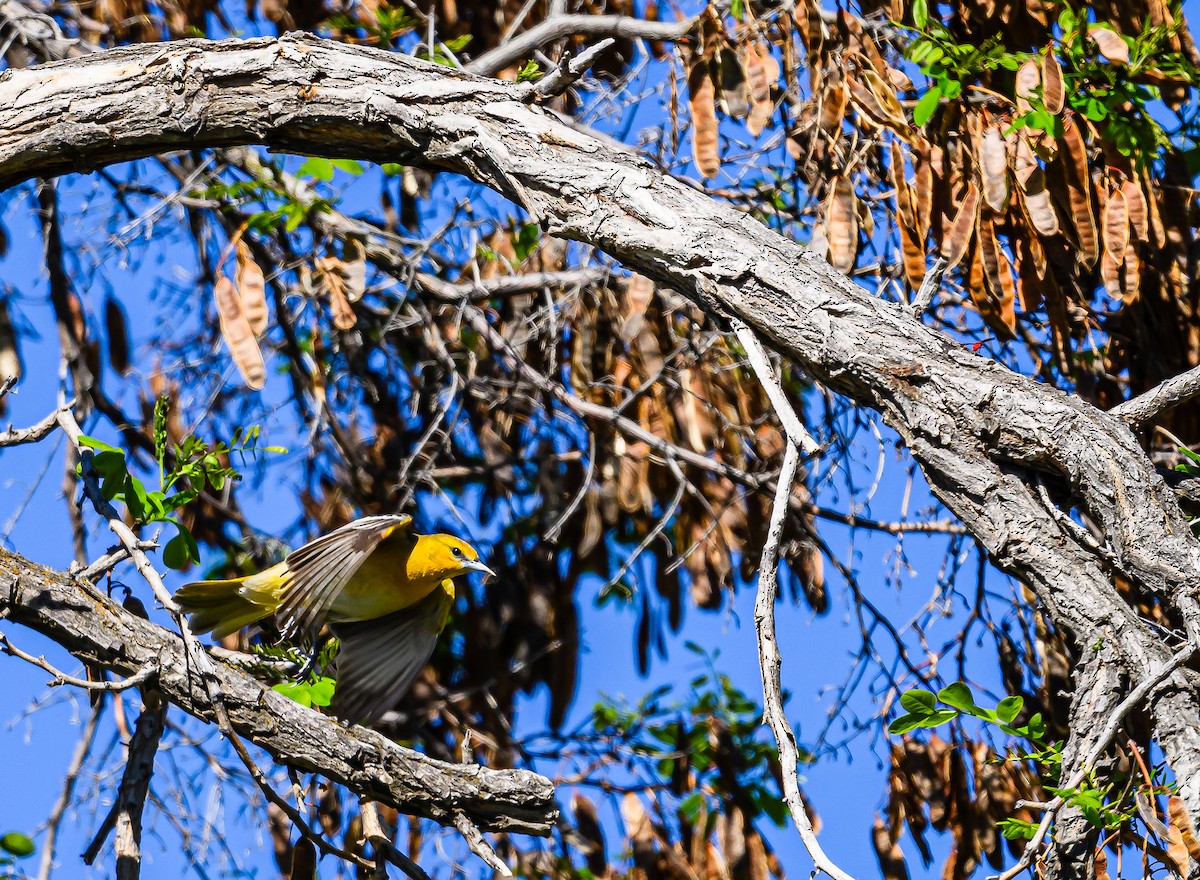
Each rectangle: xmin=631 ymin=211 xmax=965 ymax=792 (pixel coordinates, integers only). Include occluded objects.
xmin=327 ymin=533 xmax=480 ymax=623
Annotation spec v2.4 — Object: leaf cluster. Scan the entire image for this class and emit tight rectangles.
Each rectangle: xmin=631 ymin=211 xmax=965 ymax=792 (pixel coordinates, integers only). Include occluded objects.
xmin=78 ymin=400 xmax=284 ymax=570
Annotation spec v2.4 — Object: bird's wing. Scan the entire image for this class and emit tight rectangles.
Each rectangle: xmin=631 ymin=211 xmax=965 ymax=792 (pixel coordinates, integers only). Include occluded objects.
xmin=274 ymin=514 xmax=414 ymax=639
xmin=328 ymin=587 xmax=451 ymax=725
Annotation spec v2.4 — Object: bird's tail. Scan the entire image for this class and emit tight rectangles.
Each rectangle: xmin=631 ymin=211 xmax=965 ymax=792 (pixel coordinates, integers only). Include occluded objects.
xmin=175 ymin=576 xmax=267 ymax=640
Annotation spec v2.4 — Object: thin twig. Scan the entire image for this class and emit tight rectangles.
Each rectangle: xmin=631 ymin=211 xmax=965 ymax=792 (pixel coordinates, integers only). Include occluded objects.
xmin=452 ymin=810 xmax=512 ymax=877
xmin=112 ymin=692 xmax=166 ymax=880
xmin=0 ymin=401 xmax=71 ymax=447
xmin=731 ymin=318 xmax=820 ymax=455
xmin=522 ymin=38 xmax=615 ymax=103
xmin=465 ymin=13 xmax=695 ymax=77
xmin=909 ymin=255 xmax=948 ymax=317
xmin=37 ymin=699 xmax=103 ymax=880
xmin=0 ymin=631 xmax=158 ymax=691
xmin=360 ymin=799 xmax=433 ymax=880
xmin=738 ymin=320 xmax=855 ymax=880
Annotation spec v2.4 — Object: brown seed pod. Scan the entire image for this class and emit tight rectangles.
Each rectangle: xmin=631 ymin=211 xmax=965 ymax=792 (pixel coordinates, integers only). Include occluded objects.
xmin=1121 ymin=178 xmax=1149 ymax=242
xmin=940 ymin=182 xmax=979 ymax=270
xmin=1015 ymin=59 xmax=1040 ymax=115
xmin=825 ymin=176 xmax=859 ymax=273
xmin=1041 ymin=50 xmax=1065 ymax=114
xmin=1014 ymin=135 xmax=1059 ymax=237
xmin=1089 ymin=25 xmax=1130 ymax=64
xmin=819 ymin=81 xmax=848 ymax=132
xmin=104 ymin=295 xmax=131 ymax=376
xmin=1103 ymin=188 xmax=1129 ymax=259
xmin=1061 ymin=118 xmax=1098 ymax=266
xmin=213 ymin=274 xmax=266 ymax=390
xmin=717 ymin=47 xmax=749 ymax=119
xmin=980 ymin=125 xmax=1009 ymax=212
xmin=235 ymin=240 xmax=268 ymax=337
xmin=688 ymin=59 xmax=720 ymax=179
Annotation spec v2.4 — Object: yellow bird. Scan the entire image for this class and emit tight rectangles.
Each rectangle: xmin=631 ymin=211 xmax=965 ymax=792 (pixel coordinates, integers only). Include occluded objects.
xmin=174 ymin=515 xmax=494 ymax=724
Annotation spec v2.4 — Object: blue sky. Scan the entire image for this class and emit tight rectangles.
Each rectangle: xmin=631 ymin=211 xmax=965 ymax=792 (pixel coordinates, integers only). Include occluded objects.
xmin=0 ymin=2 xmax=1114 ymax=877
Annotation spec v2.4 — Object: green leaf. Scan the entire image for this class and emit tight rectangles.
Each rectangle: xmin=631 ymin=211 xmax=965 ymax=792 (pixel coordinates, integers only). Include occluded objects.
xmin=91 ymin=449 xmax=128 ymax=479
xmin=100 ymin=470 xmax=126 ymax=501
xmin=912 ymin=0 xmax=928 ymax=29
xmin=937 ymin=682 xmax=977 ymax=712
xmin=307 ymin=675 xmax=336 ymax=707
xmin=730 ymin=0 xmax=743 ymax=20
xmin=517 ymin=59 xmax=542 ymax=82
xmin=0 ymin=833 xmax=34 ymax=858
xmin=330 ymin=159 xmax=364 ymax=176
xmin=163 ymin=522 xmax=200 ymax=571
xmin=381 ymin=163 xmax=404 ymax=176
xmin=996 ymin=695 xmax=1024 ymax=724
xmin=1084 ymin=97 xmax=1108 ymax=120
xmin=998 ymin=818 xmax=1039 ymax=840
xmin=126 ymin=476 xmax=149 ymax=521
xmin=908 ymin=40 xmax=933 ymax=65
xmin=888 ymin=713 xmax=925 ymax=734
xmin=679 ymin=792 xmax=705 ymax=823
xmin=923 ymin=708 xmax=959 ymax=726
xmin=274 ymin=679 xmax=316 ymax=707
xmin=899 ymin=689 xmax=937 ymax=716
xmin=298 ymin=157 xmax=334 ymax=181
xmin=78 ymin=435 xmax=121 ymax=454
xmin=913 ymin=85 xmax=943 ymax=125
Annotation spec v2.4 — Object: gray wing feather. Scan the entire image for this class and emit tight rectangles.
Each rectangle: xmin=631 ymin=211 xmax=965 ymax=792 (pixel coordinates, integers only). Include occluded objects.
xmin=275 ymin=514 xmax=413 ymax=638
xmin=328 ymin=588 xmax=449 ymax=725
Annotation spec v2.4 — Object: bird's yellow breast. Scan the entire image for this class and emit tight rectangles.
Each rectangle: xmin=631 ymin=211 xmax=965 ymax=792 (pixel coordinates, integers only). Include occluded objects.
xmin=326 ymin=536 xmax=453 ymax=623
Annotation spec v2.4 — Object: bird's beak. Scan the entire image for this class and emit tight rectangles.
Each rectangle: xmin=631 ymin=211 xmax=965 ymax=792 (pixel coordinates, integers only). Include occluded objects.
xmin=464 ymin=559 xmax=496 ymax=582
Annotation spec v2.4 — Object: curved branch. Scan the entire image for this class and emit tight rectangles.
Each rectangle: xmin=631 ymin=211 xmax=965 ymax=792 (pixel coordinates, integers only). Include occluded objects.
xmin=4 ymin=33 xmax=1200 ymax=822
xmin=0 ymin=549 xmax=557 ymax=835
xmin=464 ymin=13 xmax=696 ymax=77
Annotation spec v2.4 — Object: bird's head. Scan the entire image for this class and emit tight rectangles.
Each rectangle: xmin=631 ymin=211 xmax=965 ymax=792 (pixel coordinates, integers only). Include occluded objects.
xmin=416 ymin=534 xmax=496 ymax=582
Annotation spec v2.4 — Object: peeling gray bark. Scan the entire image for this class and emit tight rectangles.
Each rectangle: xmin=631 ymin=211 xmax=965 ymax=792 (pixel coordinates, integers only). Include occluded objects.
xmin=2 ymin=34 xmax=1200 ymax=875
xmin=0 ymin=550 xmax=557 ymax=835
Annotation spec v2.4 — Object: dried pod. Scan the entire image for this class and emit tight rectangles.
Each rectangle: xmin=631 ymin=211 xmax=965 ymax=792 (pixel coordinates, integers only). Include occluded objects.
xmin=940 ymin=182 xmax=979 ymax=270
xmin=1103 ymin=188 xmax=1129 ymax=259
xmin=717 ymin=47 xmax=749 ymax=119
xmin=1121 ymin=178 xmax=1148 ymax=242
xmin=743 ymin=41 xmax=779 ymax=136
xmin=1100 ymin=249 xmax=1124 ymax=300
xmin=342 ymin=237 xmax=367 ymax=302
xmin=1090 ymin=25 xmax=1130 ymax=64
xmin=1061 ymin=118 xmax=1098 ymax=266
xmin=1015 ymin=59 xmax=1040 ymax=114
xmin=213 ymin=274 xmax=266 ymax=390
xmin=318 ymin=256 xmax=358 ymax=330
xmin=1122 ymin=238 xmax=1140 ymax=303
xmin=621 ymin=274 xmax=655 ymax=343
xmin=1014 ymin=136 xmax=1059 ymax=236
xmin=825 ymin=176 xmax=859 ymax=273
xmin=1041 ymin=50 xmax=1065 ymax=114
xmin=980 ymin=125 xmax=1009 ymax=212
xmin=235 ymin=240 xmax=268 ymax=337
xmin=1169 ymin=796 xmax=1200 ymax=862
xmin=977 ymin=217 xmax=1017 ymax=334
xmin=819 ymin=82 xmax=848 ymax=132
xmin=104 ymin=295 xmax=131 ymax=376
xmin=572 ymin=793 xmax=608 ymax=877
xmin=688 ymin=59 xmax=721 ymax=179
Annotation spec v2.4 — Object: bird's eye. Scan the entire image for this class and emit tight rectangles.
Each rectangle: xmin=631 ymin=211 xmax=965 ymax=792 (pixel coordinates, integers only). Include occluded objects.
xmin=452 ymin=547 xmax=463 ymax=559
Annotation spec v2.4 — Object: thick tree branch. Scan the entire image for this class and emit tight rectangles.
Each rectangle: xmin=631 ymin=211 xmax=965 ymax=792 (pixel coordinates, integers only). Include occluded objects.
xmin=1112 ymin=362 xmax=1200 ymax=427
xmin=0 ymin=549 xmax=557 ymax=834
xmin=4 ymin=34 xmax=1200 ymax=819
